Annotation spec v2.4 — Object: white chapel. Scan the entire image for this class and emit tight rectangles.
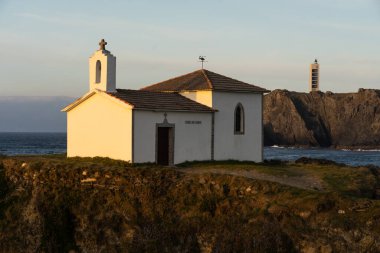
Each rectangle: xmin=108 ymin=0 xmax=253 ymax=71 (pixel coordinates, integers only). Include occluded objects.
xmin=62 ymin=40 xmax=269 ymax=165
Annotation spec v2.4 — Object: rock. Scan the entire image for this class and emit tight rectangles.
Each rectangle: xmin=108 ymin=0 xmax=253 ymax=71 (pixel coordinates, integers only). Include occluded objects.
xmin=264 ymin=89 xmax=380 ymax=148
xmin=302 ymin=245 xmax=317 ymax=253
xmin=299 ymin=211 xmax=311 ymax=219
xmin=81 ymin=178 xmax=97 ymax=183
xmin=21 ymin=162 xmax=27 ymax=168
xmin=296 ymin=157 xmax=344 ymax=166
xmin=250 ymin=190 xmax=258 ymax=195
xmin=268 ymin=205 xmax=284 ymax=214
xmin=360 ymin=235 xmax=374 ymax=249
xmin=320 ymin=244 xmax=332 ymax=253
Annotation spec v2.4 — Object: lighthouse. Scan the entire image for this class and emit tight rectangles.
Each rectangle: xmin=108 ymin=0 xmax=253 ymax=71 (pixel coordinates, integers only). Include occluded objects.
xmin=310 ymin=59 xmax=320 ymax=92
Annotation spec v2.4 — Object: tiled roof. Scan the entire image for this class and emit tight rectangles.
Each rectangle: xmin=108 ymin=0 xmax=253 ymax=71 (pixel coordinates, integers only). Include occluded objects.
xmin=141 ymin=69 xmax=270 ymax=93
xmin=107 ymin=89 xmax=215 ymax=112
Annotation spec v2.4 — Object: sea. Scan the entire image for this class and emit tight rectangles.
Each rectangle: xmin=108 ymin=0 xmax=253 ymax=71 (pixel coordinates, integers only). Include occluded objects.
xmin=0 ymin=132 xmax=66 ymax=156
xmin=0 ymin=132 xmax=380 ymax=167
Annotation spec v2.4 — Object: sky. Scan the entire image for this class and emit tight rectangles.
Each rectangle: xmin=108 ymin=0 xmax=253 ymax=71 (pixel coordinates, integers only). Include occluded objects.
xmin=0 ymin=0 xmax=380 ymax=97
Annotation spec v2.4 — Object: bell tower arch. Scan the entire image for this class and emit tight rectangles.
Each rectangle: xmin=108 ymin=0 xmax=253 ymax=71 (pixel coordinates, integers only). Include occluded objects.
xmin=89 ymin=39 xmax=116 ymax=92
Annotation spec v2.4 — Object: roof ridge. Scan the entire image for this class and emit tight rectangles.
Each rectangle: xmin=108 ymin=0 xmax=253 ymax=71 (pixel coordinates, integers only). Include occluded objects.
xmin=205 ymin=69 xmax=244 ymax=85
xmin=204 ymin=69 xmax=270 ymax=92
xmin=201 ymin=69 xmax=214 ymax=89
xmin=140 ymin=69 xmax=270 ymax=93
xmin=140 ymin=69 xmax=203 ymax=91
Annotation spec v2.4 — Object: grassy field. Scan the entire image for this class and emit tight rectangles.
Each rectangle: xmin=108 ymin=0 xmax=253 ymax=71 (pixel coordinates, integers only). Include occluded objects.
xmin=178 ymin=159 xmax=379 ymax=198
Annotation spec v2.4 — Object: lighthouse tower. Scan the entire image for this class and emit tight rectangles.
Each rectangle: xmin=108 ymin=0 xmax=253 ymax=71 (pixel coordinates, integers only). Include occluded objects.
xmin=309 ymin=59 xmax=320 ymax=92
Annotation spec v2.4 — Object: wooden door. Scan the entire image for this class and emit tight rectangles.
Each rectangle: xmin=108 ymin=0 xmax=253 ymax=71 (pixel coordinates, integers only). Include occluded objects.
xmin=157 ymin=127 xmax=169 ymax=165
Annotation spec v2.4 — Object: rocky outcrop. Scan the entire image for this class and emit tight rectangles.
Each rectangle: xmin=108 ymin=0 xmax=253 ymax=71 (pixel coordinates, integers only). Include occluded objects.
xmin=264 ymin=89 xmax=380 ymax=148
xmin=1 ymin=157 xmax=380 ymax=252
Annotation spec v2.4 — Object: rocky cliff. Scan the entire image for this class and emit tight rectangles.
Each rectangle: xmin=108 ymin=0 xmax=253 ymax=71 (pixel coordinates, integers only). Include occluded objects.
xmin=264 ymin=89 xmax=380 ymax=148
xmin=1 ymin=156 xmax=380 ymax=252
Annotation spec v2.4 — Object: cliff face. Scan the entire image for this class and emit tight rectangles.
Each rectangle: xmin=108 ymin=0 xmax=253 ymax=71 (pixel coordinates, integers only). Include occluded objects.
xmin=264 ymin=89 xmax=380 ymax=148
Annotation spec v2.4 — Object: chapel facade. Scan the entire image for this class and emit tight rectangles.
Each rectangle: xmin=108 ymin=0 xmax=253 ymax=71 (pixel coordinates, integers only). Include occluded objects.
xmin=62 ymin=40 xmax=269 ymax=165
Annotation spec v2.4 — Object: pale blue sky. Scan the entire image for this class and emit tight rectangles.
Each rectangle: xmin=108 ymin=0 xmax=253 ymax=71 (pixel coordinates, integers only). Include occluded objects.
xmin=0 ymin=0 xmax=379 ymax=96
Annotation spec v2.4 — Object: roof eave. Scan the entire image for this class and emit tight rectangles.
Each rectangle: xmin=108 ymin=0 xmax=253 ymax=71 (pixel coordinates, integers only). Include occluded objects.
xmin=133 ymin=108 xmax=217 ymax=113
xmin=212 ymin=89 xmax=271 ymax=93
xmin=61 ymin=91 xmax=96 ymax=112
xmin=62 ymin=90 xmax=136 ymax=112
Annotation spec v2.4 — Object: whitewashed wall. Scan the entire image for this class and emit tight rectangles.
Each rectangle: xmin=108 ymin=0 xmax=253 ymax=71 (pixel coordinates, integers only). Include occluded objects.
xmin=67 ymin=93 xmax=133 ymax=161
xmin=133 ymin=111 xmax=213 ymax=164
xmin=212 ymin=91 xmax=263 ymax=162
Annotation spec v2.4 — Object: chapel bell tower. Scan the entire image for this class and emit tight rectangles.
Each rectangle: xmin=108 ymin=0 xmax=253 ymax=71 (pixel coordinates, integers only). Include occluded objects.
xmin=89 ymin=39 xmax=116 ymax=92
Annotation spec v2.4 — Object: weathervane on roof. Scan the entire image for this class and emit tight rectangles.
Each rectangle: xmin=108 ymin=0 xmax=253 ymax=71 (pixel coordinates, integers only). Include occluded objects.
xmin=199 ymin=56 xmax=207 ymax=69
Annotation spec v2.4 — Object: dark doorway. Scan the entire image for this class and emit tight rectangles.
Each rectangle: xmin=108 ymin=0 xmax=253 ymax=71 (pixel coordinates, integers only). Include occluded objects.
xmin=157 ymin=127 xmax=173 ymax=166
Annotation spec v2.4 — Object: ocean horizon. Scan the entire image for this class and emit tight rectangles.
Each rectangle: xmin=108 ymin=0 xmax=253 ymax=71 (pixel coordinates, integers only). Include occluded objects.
xmin=1 ymin=132 xmax=380 ymax=167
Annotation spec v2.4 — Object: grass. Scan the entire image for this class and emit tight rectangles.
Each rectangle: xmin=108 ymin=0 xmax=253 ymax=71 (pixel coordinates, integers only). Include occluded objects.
xmin=0 ymin=156 xmax=379 ymax=252
xmin=2 ymin=155 xmax=378 ymax=198
xmin=177 ymin=159 xmax=379 ymax=198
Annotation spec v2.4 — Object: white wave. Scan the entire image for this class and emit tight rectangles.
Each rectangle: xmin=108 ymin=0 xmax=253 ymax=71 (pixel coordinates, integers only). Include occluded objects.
xmin=355 ymin=149 xmax=380 ymax=152
xmin=340 ymin=148 xmax=380 ymax=152
xmin=271 ymin=145 xmax=285 ymax=149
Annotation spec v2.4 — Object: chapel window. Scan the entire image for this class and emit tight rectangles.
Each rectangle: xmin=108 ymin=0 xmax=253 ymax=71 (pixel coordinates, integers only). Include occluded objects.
xmin=96 ymin=60 xmax=101 ymax=83
xmin=234 ymin=103 xmax=244 ymax=135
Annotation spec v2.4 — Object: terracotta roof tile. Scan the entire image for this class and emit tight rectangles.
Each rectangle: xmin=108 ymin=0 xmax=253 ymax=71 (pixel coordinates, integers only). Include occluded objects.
xmin=107 ymin=89 xmax=215 ymax=112
xmin=141 ymin=69 xmax=270 ymax=93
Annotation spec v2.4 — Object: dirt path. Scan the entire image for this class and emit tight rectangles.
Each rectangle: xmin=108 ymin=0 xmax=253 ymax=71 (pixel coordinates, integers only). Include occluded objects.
xmin=179 ymin=168 xmax=326 ymax=191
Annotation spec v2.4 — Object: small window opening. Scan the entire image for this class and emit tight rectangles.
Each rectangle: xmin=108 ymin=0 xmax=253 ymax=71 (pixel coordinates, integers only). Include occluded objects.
xmin=96 ymin=60 xmax=101 ymax=83
xmin=234 ymin=103 xmax=244 ymax=134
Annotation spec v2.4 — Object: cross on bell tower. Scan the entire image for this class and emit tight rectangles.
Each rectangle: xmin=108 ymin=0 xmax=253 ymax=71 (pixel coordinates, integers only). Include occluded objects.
xmin=99 ymin=39 xmax=107 ymax=51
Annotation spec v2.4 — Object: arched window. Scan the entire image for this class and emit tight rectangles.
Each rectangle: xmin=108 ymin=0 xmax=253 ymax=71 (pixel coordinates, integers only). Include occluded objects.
xmin=95 ymin=60 xmax=101 ymax=83
xmin=234 ymin=103 xmax=244 ymax=134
